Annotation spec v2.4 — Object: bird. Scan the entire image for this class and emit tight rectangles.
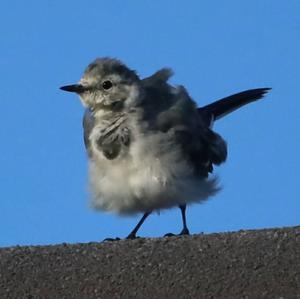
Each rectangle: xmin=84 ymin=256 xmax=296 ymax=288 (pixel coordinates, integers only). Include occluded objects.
xmin=60 ymin=57 xmax=270 ymax=240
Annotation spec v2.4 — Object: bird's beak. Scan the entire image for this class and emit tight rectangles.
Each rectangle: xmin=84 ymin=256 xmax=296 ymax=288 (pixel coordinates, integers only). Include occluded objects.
xmin=60 ymin=84 xmax=85 ymax=93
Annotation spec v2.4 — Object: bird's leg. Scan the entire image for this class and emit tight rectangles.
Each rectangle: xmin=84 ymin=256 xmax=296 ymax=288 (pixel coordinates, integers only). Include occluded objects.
xmin=164 ymin=204 xmax=190 ymax=237
xmin=179 ymin=204 xmax=190 ymax=235
xmin=126 ymin=211 xmax=151 ymax=239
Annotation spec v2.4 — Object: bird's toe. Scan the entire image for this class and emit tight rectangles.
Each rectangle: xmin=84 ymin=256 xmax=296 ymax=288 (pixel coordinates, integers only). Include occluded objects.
xmin=179 ymin=228 xmax=190 ymax=235
xmin=126 ymin=233 xmax=140 ymax=240
xmin=164 ymin=232 xmax=176 ymax=237
xmin=103 ymin=237 xmax=121 ymax=242
xmin=164 ymin=228 xmax=190 ymax=237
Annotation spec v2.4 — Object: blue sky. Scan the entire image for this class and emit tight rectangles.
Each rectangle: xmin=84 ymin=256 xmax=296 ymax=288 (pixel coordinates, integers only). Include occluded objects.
xmin=1 ymin=1 xmax=299 ymax=247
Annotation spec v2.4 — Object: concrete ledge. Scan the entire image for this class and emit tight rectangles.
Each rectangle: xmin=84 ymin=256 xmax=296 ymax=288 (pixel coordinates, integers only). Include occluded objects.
xmin=1 ymin=226 xmax=300 ymax=298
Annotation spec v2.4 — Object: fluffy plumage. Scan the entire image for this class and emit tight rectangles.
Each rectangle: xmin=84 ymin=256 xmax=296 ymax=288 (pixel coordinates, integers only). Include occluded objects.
xmin=61 ymin=58 xmax=270 ymax=237
xmin=77 ymin=59 xmax=226 ymax=214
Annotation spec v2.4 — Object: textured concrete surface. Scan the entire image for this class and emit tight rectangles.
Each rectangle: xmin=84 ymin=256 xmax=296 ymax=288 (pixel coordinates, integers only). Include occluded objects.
xmin=1 ymin=226 xmax=300 ymax=299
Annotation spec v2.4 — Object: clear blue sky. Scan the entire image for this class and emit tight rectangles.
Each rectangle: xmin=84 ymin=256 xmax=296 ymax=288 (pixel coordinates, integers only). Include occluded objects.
xmin=1 ymin=1 xmax=299 ymax=247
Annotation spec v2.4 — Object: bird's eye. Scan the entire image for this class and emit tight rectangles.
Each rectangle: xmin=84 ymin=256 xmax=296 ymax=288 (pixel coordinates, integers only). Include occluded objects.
xmin=102 ymin=80 xmax=113 ymax=90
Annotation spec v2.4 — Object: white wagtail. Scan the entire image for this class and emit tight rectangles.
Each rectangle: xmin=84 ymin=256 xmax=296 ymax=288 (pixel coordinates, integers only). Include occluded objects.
xmin=60 ymin=58 xmax=270 ymax=239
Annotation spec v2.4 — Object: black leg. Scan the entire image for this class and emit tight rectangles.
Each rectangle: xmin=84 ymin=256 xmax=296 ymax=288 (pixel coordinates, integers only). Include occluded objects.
xmin=126 ymin=211 xmax=151 ymax=239
xmin=164 ymin=204 xmax=190 ymax=237
xmin=179 ymin=204 xmax=190 ymax=235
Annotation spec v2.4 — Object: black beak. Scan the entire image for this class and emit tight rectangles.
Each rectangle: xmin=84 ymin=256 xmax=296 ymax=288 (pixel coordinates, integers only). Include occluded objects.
xmin=60 ymin=84 xmax=85 ymax=93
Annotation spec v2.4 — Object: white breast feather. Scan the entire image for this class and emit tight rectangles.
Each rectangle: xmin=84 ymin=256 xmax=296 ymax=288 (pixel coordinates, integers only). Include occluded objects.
xmin=88 ymin=127 xmax=219 ymax=215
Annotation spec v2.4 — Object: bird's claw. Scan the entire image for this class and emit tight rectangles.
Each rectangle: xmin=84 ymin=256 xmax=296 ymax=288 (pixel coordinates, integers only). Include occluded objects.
xmin=103 ymin=237 xmax=121 ymax=242
xmin=126 ymin=233 xmax=140 ymax=240
xmin=164 ymin=228 xmax=190 ymax=237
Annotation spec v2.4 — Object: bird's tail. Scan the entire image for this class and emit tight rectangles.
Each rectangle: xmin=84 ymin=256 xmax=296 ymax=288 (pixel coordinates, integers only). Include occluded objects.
xmin=198 ymin=88 xmax=271 ymax=125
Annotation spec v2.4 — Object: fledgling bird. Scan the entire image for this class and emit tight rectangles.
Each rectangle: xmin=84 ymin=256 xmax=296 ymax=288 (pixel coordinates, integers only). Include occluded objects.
xmin=60 ymin=58 xmax=270 ymax=239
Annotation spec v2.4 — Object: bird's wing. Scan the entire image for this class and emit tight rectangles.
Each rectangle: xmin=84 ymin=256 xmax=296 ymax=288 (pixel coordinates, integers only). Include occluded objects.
xmin=198 ymin=88 xmax=271 ymax=126
xmin=151 ymin=85 xmax=228 ymax=176
xmin=82 ymin=109 xmax=95 ymax=157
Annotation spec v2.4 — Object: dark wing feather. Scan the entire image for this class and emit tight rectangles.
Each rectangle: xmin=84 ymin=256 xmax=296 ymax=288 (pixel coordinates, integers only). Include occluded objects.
xmin=174 ymin=126 xmax=227 ymax=177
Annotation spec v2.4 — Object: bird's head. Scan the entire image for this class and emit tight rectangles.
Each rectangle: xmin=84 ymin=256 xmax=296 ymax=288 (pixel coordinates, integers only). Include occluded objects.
xmin=60 ymin=58 xmax=142 ymax=112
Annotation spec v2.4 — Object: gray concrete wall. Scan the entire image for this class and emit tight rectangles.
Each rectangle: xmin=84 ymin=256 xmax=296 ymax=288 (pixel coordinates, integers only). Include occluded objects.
xmin=1 ymin=226 xmax=299 ymax=298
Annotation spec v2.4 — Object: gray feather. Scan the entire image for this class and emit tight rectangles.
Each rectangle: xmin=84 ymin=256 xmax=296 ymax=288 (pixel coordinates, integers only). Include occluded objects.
xmin=61 ymin=57 xmax=270 ymax=216
xmin=83 ymin=109 xmax=95 ymax=157
xmin=142 ymin=68 xmax=173 ymax=86
xmin=95 ymin=114 xmax=131 ymax=160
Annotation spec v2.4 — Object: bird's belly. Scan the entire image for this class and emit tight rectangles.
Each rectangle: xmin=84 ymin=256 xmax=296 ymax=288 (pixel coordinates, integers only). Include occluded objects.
xmin=88 ymin=134 xmax=217 ymax=214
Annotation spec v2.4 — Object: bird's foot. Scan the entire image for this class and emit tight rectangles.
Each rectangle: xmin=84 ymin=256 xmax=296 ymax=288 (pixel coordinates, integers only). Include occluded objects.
xmin=164 ymin=228 xmax=190 ymax=237
xmin=164 ymin=233 xmax=175 ymax=237
xmin=103 ymin=234 xmax=141 ymax=241
xmin=180 ymin=227 xmax=190 ymax=235
xmin=103 ymin=237 xmax=121 ymax=242
xmin=126 ymin=233 xmax=140 ymax=240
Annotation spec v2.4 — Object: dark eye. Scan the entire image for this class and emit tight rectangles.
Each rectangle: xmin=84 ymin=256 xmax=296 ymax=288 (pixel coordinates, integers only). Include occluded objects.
xmin=102 ymin=80 xmax=113 ymax=90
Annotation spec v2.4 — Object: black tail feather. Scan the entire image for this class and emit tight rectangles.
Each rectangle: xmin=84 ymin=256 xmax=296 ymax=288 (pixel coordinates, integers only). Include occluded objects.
xmin=198 ymin=88 xmax=271 ymax=126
